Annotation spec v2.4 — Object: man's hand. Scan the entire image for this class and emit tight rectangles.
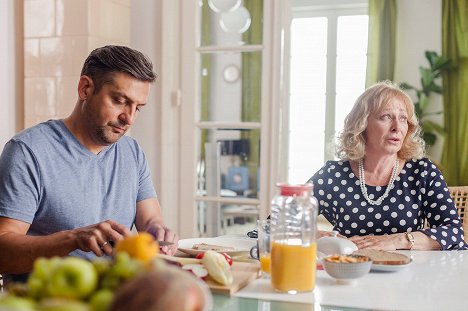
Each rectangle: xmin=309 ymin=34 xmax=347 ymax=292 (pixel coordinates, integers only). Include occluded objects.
xmin=146 ymin=223 xmax=179 ymax=256
xmin=72 ymin=220 xmax=132 ymax=256
xmin=134 ymin=198 xmax=179 ymax=255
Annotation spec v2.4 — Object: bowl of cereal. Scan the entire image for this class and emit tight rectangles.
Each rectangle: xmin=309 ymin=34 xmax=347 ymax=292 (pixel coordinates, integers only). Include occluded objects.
xmin=322 ymin=254 xmax=372 ymax=283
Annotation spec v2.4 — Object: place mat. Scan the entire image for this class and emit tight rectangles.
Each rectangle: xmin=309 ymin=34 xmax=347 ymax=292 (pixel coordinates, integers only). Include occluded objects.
xmin=234 ymin=276 xmax=317 ymax=304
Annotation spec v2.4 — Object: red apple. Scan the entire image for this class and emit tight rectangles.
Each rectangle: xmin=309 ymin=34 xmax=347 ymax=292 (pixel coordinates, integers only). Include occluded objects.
xmin=182 ymin=264 xmax=209 ymax=279
xmin=110 ymin=266 xmax=210 ymax=311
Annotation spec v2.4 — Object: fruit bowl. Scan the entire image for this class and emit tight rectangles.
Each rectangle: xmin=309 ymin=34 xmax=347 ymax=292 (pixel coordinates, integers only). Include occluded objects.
xmin=322 ymin=254 xmax=372 ymax=283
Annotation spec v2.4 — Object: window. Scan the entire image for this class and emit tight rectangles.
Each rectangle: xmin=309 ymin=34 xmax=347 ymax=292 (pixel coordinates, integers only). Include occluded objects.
xmin=287 ymin=1 xmax=368 ymax=183
xmin=190 ymin=0 xmax=265 ymax=237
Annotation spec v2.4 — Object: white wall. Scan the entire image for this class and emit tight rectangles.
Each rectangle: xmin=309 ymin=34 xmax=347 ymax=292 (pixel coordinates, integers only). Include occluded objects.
xmin=394 ymin=0 xmax=442 ymax=85
xmin=130 ymin=0 xmax=159 ymax=178
xmin=394 ymin=0 xmax=443 ymax=161
xmin=130 ymin=0 xmax=181 ymax=231
xmin=0 ymin=0 xmax=22 ymax=149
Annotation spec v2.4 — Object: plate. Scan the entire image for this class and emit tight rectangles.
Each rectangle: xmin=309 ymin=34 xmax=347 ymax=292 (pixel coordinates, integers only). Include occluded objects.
xmin=178 ymin=237 xmax=256 ymax=256
xmin=370 ymin=259 xmax=412 ymax=272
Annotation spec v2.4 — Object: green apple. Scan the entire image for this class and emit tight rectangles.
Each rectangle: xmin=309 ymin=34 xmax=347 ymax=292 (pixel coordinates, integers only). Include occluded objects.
xmin=89 ymin=289 xmax=114 ymax=311
xmin=27 ymin=275 xmax=46 ymax=299
xmin=100 ymin=253 xmax=144 ymax=290
xmin=46 ymin=257 xmax=98 ymax=299
xmin=0 ymin=295 xmax=36 ymax=311
xmin=28 ymin=257 xmax=62 ymax=299
xmin=39 ymin=298 xmax=90 ymax=311
xmin=32 ymin=257 xmax=61 ymax=280
xmin=91 ymin=258 xmax=111 ymax=277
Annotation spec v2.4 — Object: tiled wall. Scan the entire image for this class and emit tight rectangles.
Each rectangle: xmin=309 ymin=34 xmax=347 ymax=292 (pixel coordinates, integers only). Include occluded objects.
xmin=24 ymin=0 xmax=131 ymax=128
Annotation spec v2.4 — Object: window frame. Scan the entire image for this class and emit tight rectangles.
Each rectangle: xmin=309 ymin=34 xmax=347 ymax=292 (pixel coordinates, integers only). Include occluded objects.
xmin=282 ymin=0 xmax=368 ymax=183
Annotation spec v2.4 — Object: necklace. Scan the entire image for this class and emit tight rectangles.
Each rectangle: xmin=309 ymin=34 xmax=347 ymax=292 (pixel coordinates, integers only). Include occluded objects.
xmin=358 ymin=158 xmax=399 ymax=206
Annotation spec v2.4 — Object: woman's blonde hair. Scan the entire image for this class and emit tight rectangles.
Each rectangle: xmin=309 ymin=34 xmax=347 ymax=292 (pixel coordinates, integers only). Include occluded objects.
xmin=336 ymin=81 xmax=425 ymax=161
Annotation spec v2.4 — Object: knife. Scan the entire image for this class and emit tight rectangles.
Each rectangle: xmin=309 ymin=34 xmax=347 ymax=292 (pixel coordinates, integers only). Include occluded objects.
xmin=106 ymin=240 xmax=174 ymax=247
xmin=158 ymin=241 xmax=175 ymax=247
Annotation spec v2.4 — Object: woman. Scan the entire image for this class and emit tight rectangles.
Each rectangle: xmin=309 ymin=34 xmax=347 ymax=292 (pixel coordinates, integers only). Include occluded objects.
xmin=309 ymin=81 xmax=466 ymax=250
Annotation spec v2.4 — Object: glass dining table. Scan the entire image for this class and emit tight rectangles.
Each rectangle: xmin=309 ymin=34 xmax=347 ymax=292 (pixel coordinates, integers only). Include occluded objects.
xmin=210 ymin=250 xmax=468 ymax=311
xmin=1 ymin=250 xmax=466 ymax=310
xmin=212 ymin=295 xmax=366 ymax=311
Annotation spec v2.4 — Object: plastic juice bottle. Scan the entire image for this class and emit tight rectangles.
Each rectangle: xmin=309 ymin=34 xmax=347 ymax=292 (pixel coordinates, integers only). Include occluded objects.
xmin=271 ymin=241 xmax=316 ymax=292
xmin=269 ymin=183 xmax=318 ymax=293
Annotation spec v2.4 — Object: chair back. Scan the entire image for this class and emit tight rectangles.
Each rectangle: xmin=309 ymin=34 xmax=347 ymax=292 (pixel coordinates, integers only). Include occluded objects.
xmin=449 ymin=186 xmax=468 ymax=241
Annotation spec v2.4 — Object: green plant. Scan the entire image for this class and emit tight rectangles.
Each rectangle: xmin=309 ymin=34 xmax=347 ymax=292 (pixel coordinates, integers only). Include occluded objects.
xmin=400 ymin=51 xmax=453 ymax=146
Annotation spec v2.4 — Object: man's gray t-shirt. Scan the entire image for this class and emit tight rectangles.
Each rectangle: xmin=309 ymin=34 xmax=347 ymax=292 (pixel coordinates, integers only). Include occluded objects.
xmin=0 ymin=119 xmax=157 ymax=260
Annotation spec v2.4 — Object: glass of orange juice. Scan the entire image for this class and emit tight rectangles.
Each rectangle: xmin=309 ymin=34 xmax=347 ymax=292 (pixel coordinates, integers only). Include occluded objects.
xmin=257 ymin=219 xmax=271 ymax=277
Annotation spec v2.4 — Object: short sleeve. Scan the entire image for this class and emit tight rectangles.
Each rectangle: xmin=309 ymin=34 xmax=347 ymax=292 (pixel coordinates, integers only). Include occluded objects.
xmin=135 ymin=143 xmax=157 ymax=202
xmin=307 ymin=161 xmax=335 ymax=225
xmin=0 ymin=140 xmax=41 ymax=223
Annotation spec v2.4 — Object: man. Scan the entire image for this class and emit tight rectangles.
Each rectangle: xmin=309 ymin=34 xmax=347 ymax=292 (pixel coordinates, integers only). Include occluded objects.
xmin=0 ymin=45 xmax=178 ymax=277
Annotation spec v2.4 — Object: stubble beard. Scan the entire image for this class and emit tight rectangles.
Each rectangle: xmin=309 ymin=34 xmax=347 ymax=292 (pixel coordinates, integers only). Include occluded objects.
xmin=82 ymin=99 xmax=127 ymax=146
xmin=95 ymin=123 xmax=126 ymax=145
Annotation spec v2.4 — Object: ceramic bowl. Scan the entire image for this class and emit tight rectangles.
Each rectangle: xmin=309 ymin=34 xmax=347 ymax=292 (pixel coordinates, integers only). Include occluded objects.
xmin=317 ymin=231 xmax=358 ymax=256
xmin=322 ymin=255 xmax=372 ymax=282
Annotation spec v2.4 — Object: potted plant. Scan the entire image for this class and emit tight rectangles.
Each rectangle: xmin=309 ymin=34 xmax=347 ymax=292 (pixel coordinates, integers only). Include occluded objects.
xmin=400 ymin=51 xmax=453 ymax=146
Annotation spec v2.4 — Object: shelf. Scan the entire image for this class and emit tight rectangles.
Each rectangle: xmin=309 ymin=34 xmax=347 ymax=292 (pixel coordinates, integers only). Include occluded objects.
xmin=197 ymin=45 xmax=263 ymax=53
xmin=196 ymin=121 xmax=261 ymax=130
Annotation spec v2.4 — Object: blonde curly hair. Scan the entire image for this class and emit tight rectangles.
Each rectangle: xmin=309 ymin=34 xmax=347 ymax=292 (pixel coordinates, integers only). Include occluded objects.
xmin=336 ymin=81 xmax=425 ymax=161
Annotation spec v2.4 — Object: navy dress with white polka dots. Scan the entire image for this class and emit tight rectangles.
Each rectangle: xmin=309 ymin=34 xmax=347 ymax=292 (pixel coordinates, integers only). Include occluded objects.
xmin=308 ymin=158 xmax=467 ymax=250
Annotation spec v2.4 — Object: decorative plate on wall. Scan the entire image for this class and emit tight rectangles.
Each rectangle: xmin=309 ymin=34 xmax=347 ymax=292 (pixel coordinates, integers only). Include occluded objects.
xmin=223 ymin=64 xmax=241 ymax=83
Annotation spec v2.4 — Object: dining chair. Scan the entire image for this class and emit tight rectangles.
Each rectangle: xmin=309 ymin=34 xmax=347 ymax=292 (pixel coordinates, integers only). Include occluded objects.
xmin=448 ymin=186 xmax=468 ymax=241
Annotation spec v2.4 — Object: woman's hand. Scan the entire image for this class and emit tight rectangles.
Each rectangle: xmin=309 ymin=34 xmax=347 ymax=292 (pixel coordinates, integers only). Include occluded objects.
xmin=349 ymin=232 xmax=442 ymax=251
xmin=317 ymin=230 xmax=346 ymax=239
xmin=349 ymin=234 xmax=402 ymax=250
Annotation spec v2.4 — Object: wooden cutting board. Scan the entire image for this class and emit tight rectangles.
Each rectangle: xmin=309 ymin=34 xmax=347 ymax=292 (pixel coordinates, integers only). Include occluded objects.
xmin=159 ymin=254 xmax=260 ymax=295
xmin=205 ymin=261 xmax=260 ymax=295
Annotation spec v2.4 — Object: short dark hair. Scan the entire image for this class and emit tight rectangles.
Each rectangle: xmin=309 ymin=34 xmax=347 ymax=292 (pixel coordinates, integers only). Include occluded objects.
xmin=80 ymin=45 xmax=157 ymax=93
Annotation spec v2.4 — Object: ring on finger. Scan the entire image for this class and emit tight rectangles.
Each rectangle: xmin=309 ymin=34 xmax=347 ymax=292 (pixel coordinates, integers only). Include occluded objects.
xmin=101 ymin=241 xmax=109 ymax=249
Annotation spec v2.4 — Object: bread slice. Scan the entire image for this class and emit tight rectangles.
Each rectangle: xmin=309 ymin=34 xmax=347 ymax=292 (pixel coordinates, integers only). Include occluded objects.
xmin=352 ymin=249 xmax=411 ymax=265
xmin=191 ymin=243 xmax=235 ymax=252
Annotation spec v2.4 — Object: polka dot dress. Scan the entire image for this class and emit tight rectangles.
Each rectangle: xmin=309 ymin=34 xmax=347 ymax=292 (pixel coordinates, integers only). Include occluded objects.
xmin=308 ymin=158 xmax=468 ymax=250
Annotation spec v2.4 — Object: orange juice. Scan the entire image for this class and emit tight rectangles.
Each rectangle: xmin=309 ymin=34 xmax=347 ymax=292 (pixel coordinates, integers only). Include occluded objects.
xmin=260 ymin=254 xmax=271 ymax=274
xmin=271 ymin=242 xmax=316 ymax=292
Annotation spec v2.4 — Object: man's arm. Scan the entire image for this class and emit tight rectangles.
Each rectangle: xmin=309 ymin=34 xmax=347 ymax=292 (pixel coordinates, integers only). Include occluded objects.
xmin=0 ymin=217 xmax=132 ymax=275
xmin=0 ymin=217 xmax=77 ymax=274
xmin=135 ymin=198 xmax=179 ymax=255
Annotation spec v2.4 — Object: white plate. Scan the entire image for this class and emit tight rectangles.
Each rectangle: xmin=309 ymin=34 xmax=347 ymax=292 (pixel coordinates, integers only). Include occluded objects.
xmin=178 ymin=237 xmax=256 ymax=256
xmin=370 ymin=259 xmax=412 ymax=272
